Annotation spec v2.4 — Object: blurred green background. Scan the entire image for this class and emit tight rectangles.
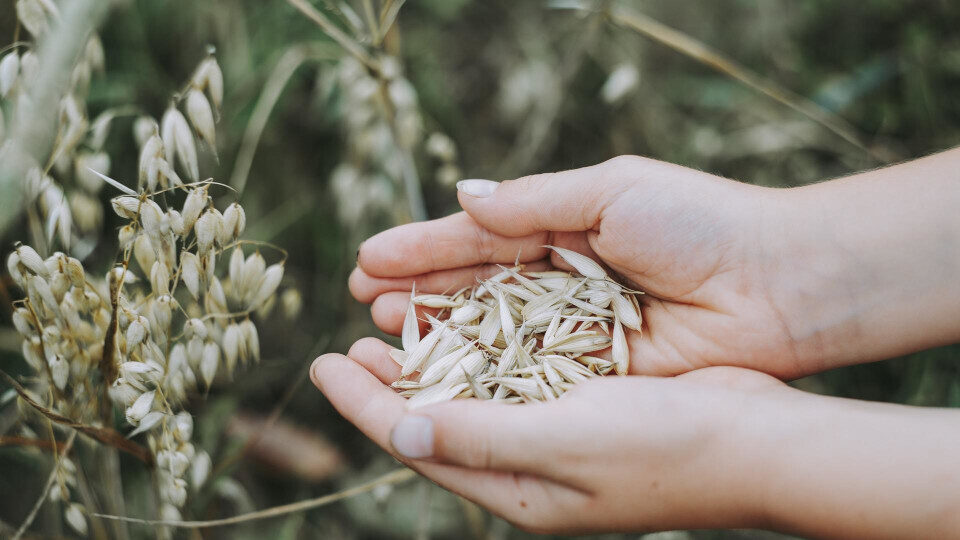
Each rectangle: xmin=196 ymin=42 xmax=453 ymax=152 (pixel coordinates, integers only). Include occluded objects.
xmin=1 ymin=0 xmax=959 ymax=538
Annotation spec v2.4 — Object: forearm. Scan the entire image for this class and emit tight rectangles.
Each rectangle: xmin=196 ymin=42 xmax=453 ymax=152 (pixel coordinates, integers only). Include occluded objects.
xmin=748 ymin=389 xmax=960 ymax=539
xmin=765 ymin=148 xmax=960 ymax=368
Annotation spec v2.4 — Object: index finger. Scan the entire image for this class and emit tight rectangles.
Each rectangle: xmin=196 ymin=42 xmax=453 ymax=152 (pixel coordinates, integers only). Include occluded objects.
xmin=358 ymin=212 xmax=550 ymax=278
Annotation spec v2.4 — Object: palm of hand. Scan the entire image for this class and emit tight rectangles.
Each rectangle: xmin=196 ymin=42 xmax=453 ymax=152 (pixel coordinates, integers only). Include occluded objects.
xmin=350 ymin=156 xmax=803 ymax=378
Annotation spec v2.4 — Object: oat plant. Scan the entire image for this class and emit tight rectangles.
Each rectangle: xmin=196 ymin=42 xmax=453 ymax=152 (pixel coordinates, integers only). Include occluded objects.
xmin=1 ymin=5 xmax=292 ymax=537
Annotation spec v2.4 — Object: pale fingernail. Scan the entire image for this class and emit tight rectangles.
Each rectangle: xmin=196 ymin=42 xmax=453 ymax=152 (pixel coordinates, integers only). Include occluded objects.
xmin=390 ymin=415 xmax=434 ymax=459
xmin=456 ymin=179 xmax=498 ymax=198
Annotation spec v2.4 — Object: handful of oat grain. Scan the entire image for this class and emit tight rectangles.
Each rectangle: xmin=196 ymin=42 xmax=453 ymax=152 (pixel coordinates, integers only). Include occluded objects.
xmin=391 ymin=246 xmax=643 ymax=408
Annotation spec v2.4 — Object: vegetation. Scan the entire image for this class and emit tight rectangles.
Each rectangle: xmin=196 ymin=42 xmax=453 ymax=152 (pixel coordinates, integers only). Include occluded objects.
xmin=1 ymin=1 xmax=958 ymax=538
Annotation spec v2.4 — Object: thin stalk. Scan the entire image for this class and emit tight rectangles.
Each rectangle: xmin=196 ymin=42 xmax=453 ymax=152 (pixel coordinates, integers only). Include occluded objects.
xmin=603 ymin=3 xmax=884 ymax=162
xmin=230 ymin=43 xmax=341 ymax=195
xmin=92 ymin=468 xmax=418 ymax=528
xmin=285 ymin=0 xmax=379 ymax=72
xmin=11 ymin=431 xmax=78 ymax=540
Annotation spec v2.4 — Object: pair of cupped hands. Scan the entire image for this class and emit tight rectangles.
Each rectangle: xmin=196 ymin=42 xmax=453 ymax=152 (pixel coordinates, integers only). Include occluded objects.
xmin=310 ymin=154 xmax=960 ymax=536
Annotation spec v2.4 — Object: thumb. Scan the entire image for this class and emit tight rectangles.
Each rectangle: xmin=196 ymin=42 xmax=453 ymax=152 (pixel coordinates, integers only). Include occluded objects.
xmin=389 ymin=400 xmax=557 ymax=474
xmin=456 ymin=157 xmax=635 ymax=237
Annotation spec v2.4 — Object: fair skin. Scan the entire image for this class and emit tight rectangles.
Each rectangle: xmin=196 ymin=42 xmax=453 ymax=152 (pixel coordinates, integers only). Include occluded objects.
xmin=312 ymin=149 xmax=960 ymax=537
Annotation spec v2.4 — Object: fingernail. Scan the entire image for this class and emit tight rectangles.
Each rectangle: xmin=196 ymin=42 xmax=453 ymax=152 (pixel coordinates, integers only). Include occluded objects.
xmin=390 ymin=415 xmax=434 ymax=459
xmin=355 ymin=241 xmax=363 ymax=263
xmin=456 ymin=179 xmax=498 ymax=198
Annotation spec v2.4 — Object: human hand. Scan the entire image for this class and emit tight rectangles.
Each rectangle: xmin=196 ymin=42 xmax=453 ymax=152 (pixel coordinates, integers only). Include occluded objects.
xmin=350 ymin=156 xmax=815 ymax=378
xmin=311 ymin=338 xmax=785 ymax=534
xmin=312 ymin=340 xmax=960 ymax=537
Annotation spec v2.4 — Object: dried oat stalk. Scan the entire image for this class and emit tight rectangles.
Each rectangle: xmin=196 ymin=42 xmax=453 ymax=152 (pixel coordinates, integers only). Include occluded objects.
xmin=392 ymin=246 xmax=643 ymax=408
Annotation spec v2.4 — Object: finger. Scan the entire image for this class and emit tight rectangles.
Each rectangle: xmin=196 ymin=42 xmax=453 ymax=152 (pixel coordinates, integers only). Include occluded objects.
xmin=371 ymin=291 xmax=428 ymax=336
xmin=358 ymin=212 xmax=549 ymax=278
xmin=390 ymin=400 xmax=566 ymax=477
xmin=455 ymin=157 xmax=635 ymax=237
xmin=346 ymin=337 xmax=402 ymax=384
xmin=309 ymin=354 xmax=587 ymax=525
xmin=349 ymin=259 xmax=554 ymax=305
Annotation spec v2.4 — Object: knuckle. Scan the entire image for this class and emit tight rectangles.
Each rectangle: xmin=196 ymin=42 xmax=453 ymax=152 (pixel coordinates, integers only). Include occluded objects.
xmin=506 ymin=171 xmax=551 ymax=194
xmin=347 ymin=336 xmax=381 ymax=358
xmin=602 ymin=154 xmax=644 ymax=174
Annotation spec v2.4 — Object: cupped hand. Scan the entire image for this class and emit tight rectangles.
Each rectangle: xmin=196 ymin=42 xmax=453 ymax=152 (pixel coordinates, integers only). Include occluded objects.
xmin=350 ymin=156 xmax=810 ymax=378
xmin=311 ymin=338 xmax=786 ymax=534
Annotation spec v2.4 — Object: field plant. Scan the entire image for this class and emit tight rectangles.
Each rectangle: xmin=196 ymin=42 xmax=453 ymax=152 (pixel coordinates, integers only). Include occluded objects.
xmin=1 ymin=1 xmax=959 ymax=539
xmin=1 ymin=1 xmax=293 ymax=538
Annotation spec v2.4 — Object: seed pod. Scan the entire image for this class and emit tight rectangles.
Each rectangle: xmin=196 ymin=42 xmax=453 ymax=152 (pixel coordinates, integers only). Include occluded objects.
xmin=239 ymin=251 xmax=265 ymax=301
xmin=156 ymin=157 xmax=183 ymax=188
xmin=129 ymin=411 xmax=164 ymax=437
xmin=125 ymin=390 xmax=155 ymax=425
xmin=16 ymin=245 xmax=47 ymax=277
xmin=207 ymin=278 xmax=228 ymax=313
xmin=186 ymin=88 xmax=216 ymax=150
xmin=168 ymin=451 xmax=190 ymax=477
xmin=239 ymin=319 xmax=260 ymax=363
xmin=48 ymin=355 xmax=68 ymax=390
xmin=139 ymin=199 xmax=164 ymax=235
xmin=249 ymin=264 xmax=283 ymax=308
xmin=161 ymin=476 xmax=188 ymax=507
xmin=180 ymin=251 xmax=201 ymax=299
xmin=64 ymin=257 xmax=85 ymax=288
xmin=152 ymin=295 xmax=174 ymax=332
xmin=133 ymin=115 xmax=158 ymax=148
xmin=222 ymin=323 xmax=241 ymax=373
xmin=194 ymin=210 xmax=220 ymax=252
xmin=228 ymin=247 xmax=244 ymax=295
xmin=194 ymin=56 xmax=224 ymax=112
xmin=150 ymin=260 xmax=170 ymax=295
xmin=133 ymin=234 xmax=156 ymax=275
xmin=17 ymin=52 xmax=36 ymax=90
xmin=181 ymin=187 xmax=207 ymax=231
xmin=12 ymin=307 xmax=35 ymax=336
xmin=138 ymin=135 xmax=163 ymax=189
xmin=173 ymin=411 xmax=193 ymax=442
xmin=167 ymin=209 xmax=185 ymax=236
xmin=191 ymin=450 xmax=211 ymax=489
xmin=160 ymin=503 xmax=182 ymax=522
xmin=0 ymin=52 xmax=19 ymax=97
xmin=64 ymin=503 xmax=87 ymax=536
xmin=200 ymin=249 xmax=216 ymax=284
xmin=611 ymin=317 xmax=629 ymax=376
xmin=200 ymin=341 xmax=219 ymax=387
xmin=401 ymin=325 xmax=446 ymax=377
xmin=126 ymin=316 xmax=148 ymax=349
xmin=118 ymin=224 xmax=137 ymax=249
xmin=544 ymin=245 xmax=607 ymax=280
xmin=29 ymin=275 xmax=59 ymax=317
xmin=221 ymin=202 xmax=245 ymax=242
xmin=59 ymin=296 xmax=82 ymax=330
xmin=402 ymin=289 xmax=420 ymax=353
xmin=111 ymin=196 xmax=141 ymax=219
xmin=6 ymin=252 xmax=24 ymax=286
xmin=187 ymin=335 xmax=203 ymax=368
xmin=85 ymin=34 xmax=105 ymax=72
xmin=17 ymin=0 xmax=50 ymax=37
xmin=611 ymin=293 xmax=642 ymax=332
xmin=161 ymin=104 xmax=199 ymax=180
xmin=183 ymin=318 xmax=207 ymax=339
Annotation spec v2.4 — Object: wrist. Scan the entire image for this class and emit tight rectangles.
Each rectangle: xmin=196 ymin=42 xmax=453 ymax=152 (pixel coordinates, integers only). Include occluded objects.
xmin=755 ymin=186 xmax=874 ymax=371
